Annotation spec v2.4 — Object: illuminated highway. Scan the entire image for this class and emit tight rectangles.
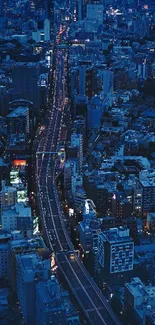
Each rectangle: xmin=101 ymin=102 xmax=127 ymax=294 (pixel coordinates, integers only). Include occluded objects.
xmin=35 ymin=46 xmax=120 ymax=325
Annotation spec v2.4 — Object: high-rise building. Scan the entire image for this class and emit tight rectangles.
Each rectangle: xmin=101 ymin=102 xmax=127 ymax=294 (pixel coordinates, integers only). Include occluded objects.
xmin=98 ymin=227 xmax=134 ymax=283
xmin=78 ymin=60 xmax=93 ymax=99
xmin=64 ymin=160 xmax=77 ymax=194
xmin=124 ymin=277 xmax=155 ymax=325
xmin=74 ymin=94 xmax=88 ymax=118
xmin=8 ymin=99 xmax=35 ymax=136
xmin=2 ymin=203 xmax=32 ymax=237
xmin=0 ymin=0 xmax=4 ymax=16
xmin=102 ymin=70 xmax=113 ymax=94
xmin=83 ymin=0 xmax=104 ymax=19
xmin=146 ymin=213 xmax=155 ymax=232
xmin=134 ymin=170 xmax=155 ymax=217
xmin=12 ymin=62 xmax=48 ymax=117
xmin=71 ymin=133 xmax=83 ymax=173
xmin=9 ymin=233 xmax=48 ymax=293
xmin=73 ymin=116 xmax=86 ymax=145
xmin=36 ymin=277 xmax=68 ymax=325
xmin=16 ymin=252 xmax=50 ymax=325
xmin=74 ymin=186 xmax=86 ymax=212
xmin=86 ymin=4 xmax=104 ymax=26
xmin=32 ymin=19 xmax=50 ymax=42
xmin=133 ymin=13 xmax=148 ymax=39
xmin=72 ymin=174 xmax=83 ymax=195
xmin=47 ymin=0 xmax=54 ymax=40
xmin=7 ymin=106 xmax=30 ymax=136
xmin=0 ymin=229 xmax=12 ymax=280
xmin=0 ymin=181 xmax=17 ymax=210
xmin=79 ymin=199 xmax=98 ymax=253
xmin=87 ymin=95 xmax=105 ymax=130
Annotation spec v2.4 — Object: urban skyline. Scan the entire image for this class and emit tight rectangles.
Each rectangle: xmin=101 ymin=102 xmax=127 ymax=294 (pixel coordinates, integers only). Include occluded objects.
xmin=0 ymin=0 xmax=154 ymax=325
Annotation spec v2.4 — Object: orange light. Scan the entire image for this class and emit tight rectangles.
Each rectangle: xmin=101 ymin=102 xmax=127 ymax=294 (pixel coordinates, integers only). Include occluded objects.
xmin=13 ymin=160 xmax=26 ymax=166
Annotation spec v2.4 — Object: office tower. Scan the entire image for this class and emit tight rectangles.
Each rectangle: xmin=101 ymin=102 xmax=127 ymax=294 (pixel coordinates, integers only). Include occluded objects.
xmin=32 ymin=19 xmax=50 ymax=42
xmin=146 ymin=213 xmax=155 ymax=232
xmin=77 ymin=0 xmax=82 ymax=20
xmin=86 ymin=4 xmax=104 ymax=26
xmin=12 ymin=62 xmax=40 ymax=108
xmin=64 ymin=160 xmax=76 ymax=194
xmin=112 ymin=193 xmax=133 ymax=219
xmin=134 ymin=170 xmax=155 ymax=217
xmin=44 ymin=18 xmax=50 ymax=41
xmin=0 ymin=86 xmax=13 ymax=117
xmin=79 ymin=200 xmax=97 ymax=253
xmin=100 ymin=70 xmax=113 ymax=107
xmin=0 ymin=229 xmax=11 ymax=280
xmin=79 ymin=65 xmax=86 ymax=96
xmin=124 ymin=277 xmax=155 ymax=325
xmin=133 ymin=13 xmax=148 ymax=39
xmin=73 ymin=116 xmax=86 ymax=145
xmin=71 ymin=133 xmax=83 ymax=173
xmin=83 ymin=0 xmax=104 ymax=18
xmin=0 ymin=0 xmax=4 ymax=15
xmin=72 ymin=174 xmax=83 ymax=195
xmin=6 ymin=106 xmax=30 ymax=136
xmin=47 ymin=0 xmax=54 ymax=40
xmin=36 ymin=277 xmax=68 ymax=325
xmin=16 ymin=252 xmax=50 ymax=325
xmin=96 ymin=184 xmax=113 ymax=215
xmin=74 ymin=186 xmax=86 ymax=213
xmin=12 ymin=62 xmax=48 ymax=117
xmin=2 ymin=204 xmax=32 ymax=237
xmin=87 ymin=95 xmax=105 ymax=130
xmin=74 ymin=94 xmax=88 ymax=118
xmin=9 ymin=234 xmax=48 ymax=293
xmin=80 ymin=219 xmax=101 ymax=254
xmin=0 ymin=181 xmax=17 ymax=209
xmin=70 ymin=68 xmax=79 ymax=98
xmin=78 ymin=60 xmax=93 ymax=99
xmin=98 ymin=227 xmax=134 ymax=283
xmin=137 ymin=59 xmax=147 ymax=80
xmin=102 ymin=70 xmax=113 ymax=94
xmin=8 ymin=99 xmax=35 ymax=136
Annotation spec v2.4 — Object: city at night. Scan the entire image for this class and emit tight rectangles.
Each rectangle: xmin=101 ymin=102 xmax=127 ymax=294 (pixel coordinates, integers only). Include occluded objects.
xmin=0 ymin=0 xmax=154 ymax=324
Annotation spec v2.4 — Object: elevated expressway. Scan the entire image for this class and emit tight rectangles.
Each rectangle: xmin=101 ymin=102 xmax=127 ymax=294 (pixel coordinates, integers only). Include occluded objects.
xmin=35 ymin=49 xmax=120 ymax=325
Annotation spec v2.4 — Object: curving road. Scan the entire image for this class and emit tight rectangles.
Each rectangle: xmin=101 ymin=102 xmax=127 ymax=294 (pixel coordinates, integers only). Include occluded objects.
xmin=35 ymin=48 xmax=120 ymax=325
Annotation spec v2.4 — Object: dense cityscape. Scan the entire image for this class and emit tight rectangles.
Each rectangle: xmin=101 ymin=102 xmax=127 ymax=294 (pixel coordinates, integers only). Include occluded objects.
xmin=0 ymin=0 xmax=154 ymax=324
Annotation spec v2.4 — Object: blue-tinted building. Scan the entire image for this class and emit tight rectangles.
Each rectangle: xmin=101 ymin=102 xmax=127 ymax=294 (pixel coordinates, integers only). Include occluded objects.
xmin=16 ymin=252 xmax=50 ymax=325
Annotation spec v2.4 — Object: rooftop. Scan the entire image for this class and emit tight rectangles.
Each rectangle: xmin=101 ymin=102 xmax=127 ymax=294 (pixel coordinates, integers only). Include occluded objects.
xmin=100 ymin=227 xmax=132 ymax=244
xmin=7 ymin=106 xmax=28 ymax=118
xmin=0 ymin=229 xmax=12 ymax=240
